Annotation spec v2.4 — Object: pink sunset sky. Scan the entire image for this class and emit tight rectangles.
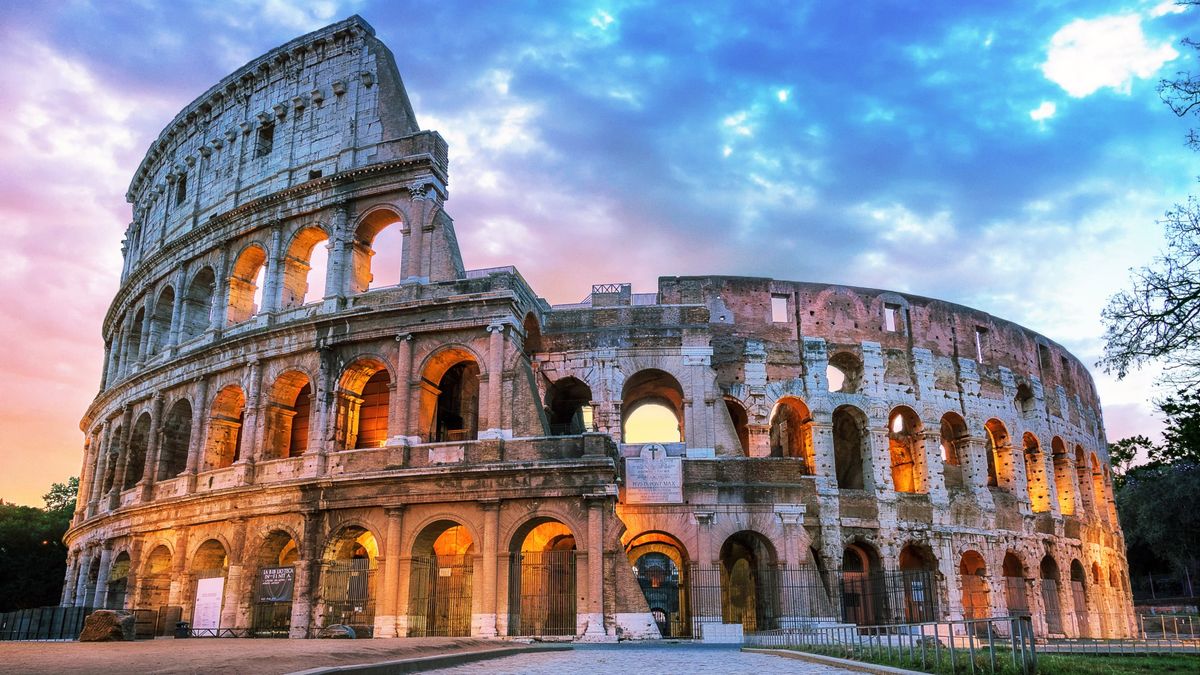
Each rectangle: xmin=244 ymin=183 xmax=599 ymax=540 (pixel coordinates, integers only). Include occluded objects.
xmin=0 ymin=1 xmax=1195 ymax=506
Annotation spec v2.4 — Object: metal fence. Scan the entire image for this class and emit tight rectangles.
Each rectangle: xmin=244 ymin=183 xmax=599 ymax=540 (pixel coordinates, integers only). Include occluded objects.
xmin=838 ymin=570 xmax=938 ymax=626
xmin=508 ymin=550 xmax=577 ymax=636
xmin=745 ymin=615 xmax=1038 ymax=675
xmin=320 ymin=558 xmax=376 ymax=637
xmin=408 ymin=554 xmax=474 ymax=637
xmin=1037 ymin=613 xmax=1200 ymax=655
xmin=687 ymin=563 xmax=840 ymax=636
xmin=0 ymin=606 xmax=95 ymax=641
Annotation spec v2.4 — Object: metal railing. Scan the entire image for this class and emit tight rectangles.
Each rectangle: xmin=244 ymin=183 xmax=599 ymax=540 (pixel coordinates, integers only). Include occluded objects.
xmin=1037 ymin=613 xmax=1200 ymax=654
xmin=745 ymin=615 xmax=1038 ymax=675
xmin=0 ymin=606 xmax=95 ymax=641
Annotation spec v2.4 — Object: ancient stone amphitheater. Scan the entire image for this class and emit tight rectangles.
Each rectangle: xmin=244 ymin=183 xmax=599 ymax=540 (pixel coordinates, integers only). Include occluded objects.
xmin=62 ymin=16 xmax=1134 ymax=641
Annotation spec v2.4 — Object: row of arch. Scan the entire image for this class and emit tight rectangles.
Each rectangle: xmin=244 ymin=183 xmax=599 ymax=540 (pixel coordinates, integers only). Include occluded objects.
xmin=68 ymin=512 xmax=588 ymax=638
xmin=106 ymin=208 xmax=407 ymax=386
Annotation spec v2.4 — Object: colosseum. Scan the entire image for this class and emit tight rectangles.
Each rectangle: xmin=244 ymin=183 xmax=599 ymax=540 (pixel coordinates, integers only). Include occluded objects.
xmin=61 ymin=16 xmax=1135 ymax=642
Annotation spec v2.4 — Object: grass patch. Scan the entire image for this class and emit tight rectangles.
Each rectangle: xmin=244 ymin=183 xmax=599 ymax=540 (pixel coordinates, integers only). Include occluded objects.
xmin=775 ymin=644 xmax=1200 ymax=674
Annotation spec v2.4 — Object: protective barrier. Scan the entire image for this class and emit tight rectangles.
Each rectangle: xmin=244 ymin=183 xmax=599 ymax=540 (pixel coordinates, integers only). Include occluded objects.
xmin=508 ymin=550 xmax=576 ymax=636
xmin=408 ymin=554 xmax=473 ymax=637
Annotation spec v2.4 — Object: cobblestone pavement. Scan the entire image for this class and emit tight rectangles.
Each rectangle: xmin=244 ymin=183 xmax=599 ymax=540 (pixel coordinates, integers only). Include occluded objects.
xmin=426 ymin=643 xmax=856 ymax=674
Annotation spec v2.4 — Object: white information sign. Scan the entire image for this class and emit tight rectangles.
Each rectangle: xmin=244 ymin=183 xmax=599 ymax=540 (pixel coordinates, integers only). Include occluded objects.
xmin=625 ymin=444 xmax=683 ymax=504
xmin=193 ymin=576 xmax=225 ymax=630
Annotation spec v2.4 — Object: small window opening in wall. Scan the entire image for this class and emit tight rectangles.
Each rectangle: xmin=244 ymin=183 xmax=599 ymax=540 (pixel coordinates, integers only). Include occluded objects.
xmin=884 ymin=303 xmax=901 ymax=332
xmin=1038 ymin=343 xmax=1052 ymax=374
xmin=308 ymin=169 xmax=322 ymax=180
xmin=770 ymin=294 xmax=789 ymax=323
xmin=974 ymin=327 xmax=987 ymax=363
xmin=1060 ymin=356 xmax=1072 ymax=387
xmin=255 ymin=122 xmax=275 ymax=158
xmin=174 ymin=173 xmax=187 ymax=206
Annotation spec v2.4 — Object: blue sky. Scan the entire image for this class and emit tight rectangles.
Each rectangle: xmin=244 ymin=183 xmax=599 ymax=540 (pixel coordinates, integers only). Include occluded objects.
xmin=0 ymin=0 xmax=1195 ymax=504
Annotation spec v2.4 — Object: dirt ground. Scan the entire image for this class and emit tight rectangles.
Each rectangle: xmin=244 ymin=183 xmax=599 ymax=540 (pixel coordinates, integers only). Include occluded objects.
xmin=0 ymin=637 xmax=512 ymax=674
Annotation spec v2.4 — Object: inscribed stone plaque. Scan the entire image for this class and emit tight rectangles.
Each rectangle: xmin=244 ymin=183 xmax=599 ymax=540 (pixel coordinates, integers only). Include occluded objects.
xmin=625 ymin=444 xmax=683 ymax=504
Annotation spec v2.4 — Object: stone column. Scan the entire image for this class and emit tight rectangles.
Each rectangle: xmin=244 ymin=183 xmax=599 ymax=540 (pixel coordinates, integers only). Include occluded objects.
xmin=582 ymin=496 xmax=607 ymax=638
xmin=168 ymin=529 xmax=190 ymax=610
xmin=483 ymin=322 xmax=506 ymax=437
xmin=289 ymin=510 xmax=322 ymax=638
xmin=61 ymin=551 xmax=79 ymax=606
xmin=235 ymin=359 xmax=262 ymax=485
xmin=100 ymin=341 xmax=112 ymax=390
xmin=374 ymin=507 xmax=404 ymax=638
xmin=921 ymin=430 xmax=950 ymax=506
xmin=167 ymin=266 xmax=187 ymax=349
xmin=324 ymin=203 xmax=350 ymax=302
xmin=692 ymin=511 xmax=719 ymax=627
xmin=390 ymin=334 xmax=413 ymax=443
xmin=476 ymin=500 xmax=500 ymax=637
xmin=262 ymin=224 xmax=284 ymax=315
xmin=963 ymin=436 xmax=995 ymax=509
xmin=220 ymin=519 xmax=247 ymax=630
xmin=185 ymin=377 xmax=209 ymax=493
xmin=75 ymin=435 xmax=96 ymax=523
xmin=868 ymin=428 xmax=893 ymax=497
xmin=87 ymin=424 xmax=109 ymax=518
xmin=74 ymin=547 xmax=94 ymax=606
xmin=92 ymin=542 xmax=114 ymax=608
xmin=139 ymin=393 xmax=164 ymax=500
xmin=110 ymin=405 xmax=134 ymax=508
xmin=138 ymin=298 xmax=153 ymax=362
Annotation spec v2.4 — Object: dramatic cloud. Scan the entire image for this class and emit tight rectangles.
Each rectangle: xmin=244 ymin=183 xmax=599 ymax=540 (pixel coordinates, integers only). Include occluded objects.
xmin=0 ymin=0 xmax=1195 ymax=505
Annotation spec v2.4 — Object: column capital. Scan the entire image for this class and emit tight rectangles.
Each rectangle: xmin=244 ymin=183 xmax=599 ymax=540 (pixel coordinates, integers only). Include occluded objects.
xmin=394 ymin=332 xmax=413 ymax=342
xmin=384 ymin=505 xmax=406 ymax=518
xmin=692 ymin=510 xmax=715 ymax=525
xmin=478 ymin=498 xmax=502 ymax=511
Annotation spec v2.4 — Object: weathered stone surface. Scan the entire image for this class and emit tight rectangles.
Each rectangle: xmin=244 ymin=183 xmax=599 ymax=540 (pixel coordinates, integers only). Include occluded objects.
xmin=58 ymin=15 xmax=1135 ymax=645
xmin=79 ymin=610 xmax=135 ymax=642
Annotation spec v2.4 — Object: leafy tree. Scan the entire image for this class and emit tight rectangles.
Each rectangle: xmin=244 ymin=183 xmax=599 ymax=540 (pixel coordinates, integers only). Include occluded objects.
xmin=1102 ymin=8 xmax=1200 ymax=386
xmin=42 ymin=476 xmax=79 ymax=514
xmin=1117 ymin=461 xmax=1200 ymax=595
xmin=0 ymin=478 xmax=77 ymax=612
xmin=1108 ymin=435 xmax=1152 ymax=483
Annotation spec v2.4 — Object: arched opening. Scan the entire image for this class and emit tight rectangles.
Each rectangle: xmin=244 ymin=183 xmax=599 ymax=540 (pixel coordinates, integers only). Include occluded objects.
xmin=408 ymin=521 xmax=475 ymax=637
xmin=123 ymin=412 xmax=151 ymax=491
xmin=1040 ymin=555 xmax=1063 ymax=634
xmin=627 ymin=532 xmax=690 ymax=638
xmin=84 ymin=557 xmax=101 ymax=606
xmin=898 ymin=543 xmax=938 ymax=623
xmin=522 ymin=313 xmax=542 ymax=358
xmin=1050 ymin=437 xmax=1073 ymax=515
xmin=719 ymin=531 xmax=779 ymax=632
xmin=434 ymin=363 xmax=478 ymax=442
xmin=832 ymin=405 xmax=867 ymax=489
xmin=959 ymin=551 xmax=989 ymax=620
xmin=251 ymin=530 xmax=299 ymax=637
xmin=1024 ymin=433 xmax=1050 ymax=512
xmin=138 ymin=545 xmax=173 ymax=633
xmin=1003 ymin=552 xmax=1029 ymax=616
xmin=147 ymin=286 xmax=175 ymax=356
xmin=226 ymin=244 xmax=268 ymax=325
xmin=984 ymin=419 xmax=1009 ymax=489
xmin=622 ymin=369 xmax=685 ymax=443
xmin=181 ymin=267 xmax=215 ymax=341
xmin=1070 ymin=559 xmax=1089 ymax=637
xmin=827 ymin=352 xmax=862 ymax=393
xmin=106 ymin=551 xmax=131 ymax=609
xmin=281 ymin=226 xmax=330 ymax=308
xmin=265 ymin=371 xmax=312 ymax=459
xmin=939 ymin=412 xmax=968 ymax=489
xmin=125 ymin=307 xmax=145 ymax=365
xmin=888 ymin=407 xmax=925 ymax=493
xmin=725 ymin=397 xmax=750 ymax=455
xmin=158 ymin=399 xmax=192 ymax=480
xmin=841 ymin=542 xmax=884 ymax=625
xmin=351 ymin=209 xmax=403 ymax=293
xmin=337 ymin=360 xmax=391 ymax=449
xmin=1090 ymin=453 xmax=1107 ymax=523
xmin=203 ymin=385 xmax=246 ymax=471
xmin=1074 ymin=446 xmax=1093 ymax=515
xmin=545 ymin=377 xmax=593 ymax=435
xmin=321 ymin=526 xmax=379 ymax=637
xmin=1015 ymin=383 xmax=1036 ymax=416
xmin=189 ymin=539 xmax=229 ymax=631
xmin=770 ymin=397 xmax=814 ymax=472
xmin=508 ymin=518 xmax=577 ymax=637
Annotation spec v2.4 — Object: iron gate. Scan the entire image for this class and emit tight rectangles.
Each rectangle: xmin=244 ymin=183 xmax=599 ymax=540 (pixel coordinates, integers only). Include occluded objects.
xmin=839 ymin=570 xmax=937 ymax=626
xmin=508 ymin=550 xmax=576 ymax=636
xmin=408 ymin=555 xmax=473 ymax=637
xmin=1071 ymin=580 xmax=1089 ymax=637
xmin=1005 ymin=576 xmax=1030 ymax=615
xmin=321 ymin=559 xmax=375 ymax=637
xmin=686 ymin=564 xmax=838 ymax=636
xmin=961 ymin=575 xmax=990 ymax=620
xmin=1042 ymin=579 xmax=1063 ymax=634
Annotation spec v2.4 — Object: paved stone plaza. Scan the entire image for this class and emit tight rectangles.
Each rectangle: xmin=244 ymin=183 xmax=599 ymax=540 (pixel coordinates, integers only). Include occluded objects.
xmin=425 ymin=644 xmax=855 ymax=675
